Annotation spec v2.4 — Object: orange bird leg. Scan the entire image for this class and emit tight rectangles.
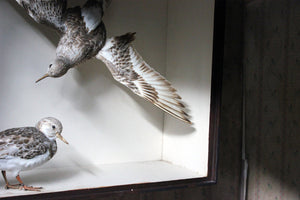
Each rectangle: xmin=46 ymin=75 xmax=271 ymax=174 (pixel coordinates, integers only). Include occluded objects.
xmin=15 ymin=175 xmax=43 ymax=191
xmin=1 ymin=171 xmax=22 ymax=189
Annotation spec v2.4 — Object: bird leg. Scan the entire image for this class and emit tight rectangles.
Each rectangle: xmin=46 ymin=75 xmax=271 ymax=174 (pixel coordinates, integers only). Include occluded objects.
xmin=1 ymin=171 xmax=22 ymax=189
xmin=15 ymin=175 xmax=43 ymax=191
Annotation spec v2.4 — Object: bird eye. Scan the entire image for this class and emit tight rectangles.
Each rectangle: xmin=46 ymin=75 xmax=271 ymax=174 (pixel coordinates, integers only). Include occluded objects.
xmin=49 ymin=64 xmax=53 ymax=68
xmin=52 ymin=125 xmax=56 ymax=129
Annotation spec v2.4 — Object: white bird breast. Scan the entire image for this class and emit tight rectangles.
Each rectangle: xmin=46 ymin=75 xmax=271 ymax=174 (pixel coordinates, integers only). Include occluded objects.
xmin=0 ymin=151 xmax=51 ymax=176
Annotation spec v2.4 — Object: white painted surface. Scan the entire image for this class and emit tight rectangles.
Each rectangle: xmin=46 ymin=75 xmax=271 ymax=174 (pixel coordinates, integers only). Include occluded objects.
xmin=0 ymin=0 xmax=215 ymax=197
xmin=0 ymin=0 xmax=166 ymax=166
xmin=163 ymin=0 xmax=215 ymax=174
xmin=0 ymin=160 xmax=200 ymax=198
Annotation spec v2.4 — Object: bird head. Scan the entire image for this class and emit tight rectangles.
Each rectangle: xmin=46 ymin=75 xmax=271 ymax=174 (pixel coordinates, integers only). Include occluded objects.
xmin=36 ymin=117 xmax=68 ymax=144
xmin=36 ymin=59 xmax=69 ymax=83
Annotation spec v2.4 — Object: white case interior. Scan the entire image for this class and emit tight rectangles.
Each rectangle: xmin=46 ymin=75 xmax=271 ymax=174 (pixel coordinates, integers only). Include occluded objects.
xmin=0 ymin=0 xmax=215 ymax=197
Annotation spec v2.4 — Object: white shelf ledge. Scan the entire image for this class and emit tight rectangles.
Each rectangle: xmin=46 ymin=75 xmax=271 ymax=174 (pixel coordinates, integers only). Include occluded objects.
xmin=0 ymin=160 xmax=203 ymax=198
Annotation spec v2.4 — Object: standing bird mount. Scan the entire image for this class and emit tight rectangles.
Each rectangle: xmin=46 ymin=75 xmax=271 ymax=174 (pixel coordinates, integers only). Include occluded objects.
xmin=16 ymin=0 xmax=192 ymax=124
xmin=0 ymin=117 xmax=68 ymax=191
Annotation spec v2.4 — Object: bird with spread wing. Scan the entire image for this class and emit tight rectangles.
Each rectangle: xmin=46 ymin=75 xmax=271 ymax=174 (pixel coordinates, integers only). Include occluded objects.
xmin=15 ymin=0 xmax=192 ymax=124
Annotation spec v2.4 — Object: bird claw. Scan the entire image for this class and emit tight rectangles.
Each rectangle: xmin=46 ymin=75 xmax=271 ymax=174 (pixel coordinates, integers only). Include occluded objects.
xmin=21 ymin=185 xmax=43 ymax=191
xmin=4 ymin=184 xmax=42 ymax=191
xmin=5 ymin=184 xmax=22 ymax=190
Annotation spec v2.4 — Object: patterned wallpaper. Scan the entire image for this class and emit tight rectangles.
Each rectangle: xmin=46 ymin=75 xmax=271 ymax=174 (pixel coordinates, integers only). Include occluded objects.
xmin=244 ymin=0 xmax=300 ymax=200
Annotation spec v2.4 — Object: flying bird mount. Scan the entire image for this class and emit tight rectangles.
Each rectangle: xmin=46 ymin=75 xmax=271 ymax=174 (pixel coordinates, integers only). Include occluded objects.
xmin=16 ymin=0 xmax=192 ymax=124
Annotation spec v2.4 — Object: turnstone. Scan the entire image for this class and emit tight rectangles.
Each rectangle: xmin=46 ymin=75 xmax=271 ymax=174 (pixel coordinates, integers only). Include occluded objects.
xmin=16 ymin=0 xmax=192 ymax=124
xmin=0 ymin=117 xmax=68 ymax=191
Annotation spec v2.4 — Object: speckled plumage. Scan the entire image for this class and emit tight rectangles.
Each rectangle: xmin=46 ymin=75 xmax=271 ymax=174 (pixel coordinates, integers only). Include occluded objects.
xmin=0 ymin=117 xmax=68 ymax=191
xmin=97 ymin=33 xmax=191 ymax=123
xmin=16 ymin=0 xmax=192 ymax=124
xmin=0 ymin=127 xmax=57 ymax=160
xmin=16 ymin=0 xmax=67 ymax=32
xmin=16 ymin=0 xmax=107 ymax=70
xmin=57 ymin=7 xmax=106 ymax=65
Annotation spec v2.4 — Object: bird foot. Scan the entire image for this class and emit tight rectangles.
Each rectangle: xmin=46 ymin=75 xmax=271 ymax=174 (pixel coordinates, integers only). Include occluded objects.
xmin=5 ymin=184 xmax=42 ymax=191
xmin=20 ymin=185 xmax=43 ymax=191
xmin=5 ymin=184 xmax=22 ymax=190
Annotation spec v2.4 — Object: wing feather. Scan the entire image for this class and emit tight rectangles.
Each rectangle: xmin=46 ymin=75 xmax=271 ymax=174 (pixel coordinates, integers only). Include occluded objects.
xmin=82 ymin=0 xmax=112 ymax=33
xmin=16 ymin=0 xmax=67 ymax=32
xmin=97 ymin=33 xmax=192 ymax=124
xmin=0 ymin=127 xmax=50 ymax=160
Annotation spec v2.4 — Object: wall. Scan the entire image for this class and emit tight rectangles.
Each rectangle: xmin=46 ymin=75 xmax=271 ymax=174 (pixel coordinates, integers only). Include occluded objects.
xmin=244 ymin=0 xmax=300 ymax=199
xmin=163 ymin=0 xmax=215 ymax=176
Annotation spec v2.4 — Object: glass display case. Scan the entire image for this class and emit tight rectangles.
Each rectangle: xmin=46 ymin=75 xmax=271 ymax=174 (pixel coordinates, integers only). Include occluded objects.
xmin=0 ymin=0 xmax=225 ymax=199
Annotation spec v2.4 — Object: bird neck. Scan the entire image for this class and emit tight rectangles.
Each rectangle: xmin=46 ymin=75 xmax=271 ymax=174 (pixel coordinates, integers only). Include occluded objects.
xmin=49 ymin=141 xmax=58 ymax=159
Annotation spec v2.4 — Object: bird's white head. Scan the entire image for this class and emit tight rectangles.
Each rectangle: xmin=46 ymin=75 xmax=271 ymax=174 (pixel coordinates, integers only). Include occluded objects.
xmin=35 ymin=117 xmax=68 ymax=144
xmin=36 ymin=59 xmax=69 ymax=83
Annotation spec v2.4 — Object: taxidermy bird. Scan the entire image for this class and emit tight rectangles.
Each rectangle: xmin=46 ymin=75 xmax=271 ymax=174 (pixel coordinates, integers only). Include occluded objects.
xmin=15 ymin=0 xmax=192 ymax=124
xmin=0 ymin=117 xmax=68 ymax=191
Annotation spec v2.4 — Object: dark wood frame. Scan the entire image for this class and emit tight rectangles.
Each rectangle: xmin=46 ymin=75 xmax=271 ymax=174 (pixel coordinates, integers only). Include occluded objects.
xmin=2 ymin=0 xmax=226 ymax=199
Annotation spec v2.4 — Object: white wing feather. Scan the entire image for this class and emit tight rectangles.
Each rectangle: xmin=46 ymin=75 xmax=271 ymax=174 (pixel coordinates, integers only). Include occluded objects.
xmin=82 ymin=0 xmax=112 ymax=33
xmin=97 ymin=33 xmax=192 ymax=124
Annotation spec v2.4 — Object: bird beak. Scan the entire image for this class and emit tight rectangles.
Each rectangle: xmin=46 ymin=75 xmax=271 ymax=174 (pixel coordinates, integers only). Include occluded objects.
xmin=36 ymin=74 xmax=49 ymax=83
xmin=56 ymin=133 xmax=69 ymax=144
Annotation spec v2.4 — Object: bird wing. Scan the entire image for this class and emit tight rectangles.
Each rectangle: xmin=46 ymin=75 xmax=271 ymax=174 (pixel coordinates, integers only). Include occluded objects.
xmin=96 ymin=33 xmax=192 ymax=124
xmin=81 ymin=0 xmax=112 ymax=33
xmin=0 ymin=128 xmax=20 ymax=159
xmin=16 ymin=0 xmax=67 ymax=32
xmin=0 ymin=127 xmax=49 ymax=160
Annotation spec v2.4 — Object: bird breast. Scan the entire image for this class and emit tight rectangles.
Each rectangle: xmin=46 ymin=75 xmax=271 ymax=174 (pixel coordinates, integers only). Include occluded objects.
xmin=0 ymin=151 xmax=52 ymax=175
xmin=56 ymin=22 xmax=106 ymax=66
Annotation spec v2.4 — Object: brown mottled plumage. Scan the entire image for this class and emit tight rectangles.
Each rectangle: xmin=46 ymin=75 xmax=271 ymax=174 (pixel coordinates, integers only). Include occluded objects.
xmin=0 ymin=117 xmax=68 ymax=191
xmin=16 ymin=0 xmax=192 ymax=124
xmin=16 ymin=0 xmax=108 ymax=78
xmin=0 ymin=127 xmax=56 ymax=160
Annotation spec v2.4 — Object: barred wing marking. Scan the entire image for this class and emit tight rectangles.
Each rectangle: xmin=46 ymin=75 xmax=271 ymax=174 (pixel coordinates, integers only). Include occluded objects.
xmin=96 ymin=33 xmax=192 ymax=124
